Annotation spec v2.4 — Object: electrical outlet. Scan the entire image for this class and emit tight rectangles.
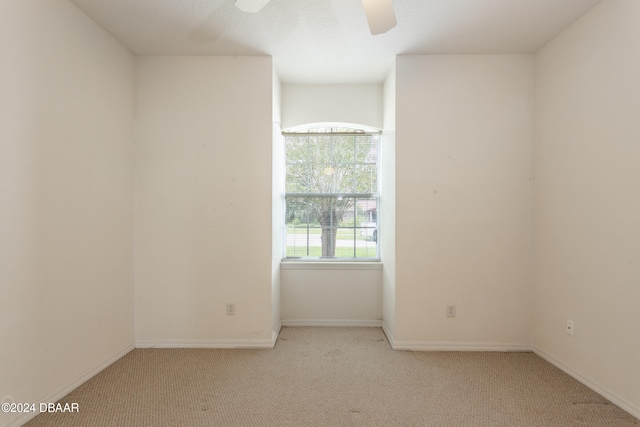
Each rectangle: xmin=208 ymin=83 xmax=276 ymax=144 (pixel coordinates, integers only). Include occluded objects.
xmin=446 ymin=305 xmax=456 ymax=318
xmin=226 ymin=303 xmax=236 ymax=316
xmin=566 ymin=320 xmax=574 ymax=336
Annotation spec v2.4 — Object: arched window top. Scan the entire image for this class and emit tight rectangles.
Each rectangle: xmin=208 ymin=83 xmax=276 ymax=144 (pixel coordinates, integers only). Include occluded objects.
xmin=283 ymin=122 xmax=381 ymax=134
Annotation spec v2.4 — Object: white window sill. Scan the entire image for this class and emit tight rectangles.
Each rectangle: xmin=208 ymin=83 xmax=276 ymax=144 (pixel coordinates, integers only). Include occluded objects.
xmin=280 ymin=261 xmax=383 ymax=270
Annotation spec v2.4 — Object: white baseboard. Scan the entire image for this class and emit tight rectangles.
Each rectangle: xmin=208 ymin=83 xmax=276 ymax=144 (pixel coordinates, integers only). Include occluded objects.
xmin=1 ymin=343 xmax=133 ymax=427
xmin=271 ymin=324 xmax=282 ymax=347
xmin=381 ymin=322 xmax=395 ymax=348
xmin=381 ymin=321 xmax=530 ymax=353
xmin=136 ymin=326 xmax=282 ymax=350
xmin=281 ymin=319 xmax=383 ymax=328
xmin=135 ymin=336 xmax=276 ymax=349
xmin=533 ymin=346 xmax=640 ymax=420
xmin=391 ymin=340 xmax=532 ymax=352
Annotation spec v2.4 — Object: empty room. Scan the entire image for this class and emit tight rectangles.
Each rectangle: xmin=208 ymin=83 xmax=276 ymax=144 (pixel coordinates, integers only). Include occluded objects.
xmin=1 ymin=0 xmax=639 ymax=426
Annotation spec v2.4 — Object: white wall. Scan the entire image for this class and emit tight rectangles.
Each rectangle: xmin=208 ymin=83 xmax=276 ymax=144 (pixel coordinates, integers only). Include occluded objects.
xmin=381 ymin=65 xmax=397 ymax=339
xmin=394 ymin=55 xmax=534 ymax=349
xmin=281 ymin=265 xmax=382 ymax=326
xmin=282 ymin=84 xmax=383 ymax=130
xmin=0 ymin=1 xmax=134 ymax=425
xmin=533 ymin=0 xmax=640 ymax=416
xmin=134 ymin=56 xmax=275 ymax=347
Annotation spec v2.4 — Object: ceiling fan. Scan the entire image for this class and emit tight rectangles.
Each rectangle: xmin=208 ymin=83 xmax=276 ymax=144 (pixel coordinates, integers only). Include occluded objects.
xmin=234 ymin=0 xmax=397 ymax=35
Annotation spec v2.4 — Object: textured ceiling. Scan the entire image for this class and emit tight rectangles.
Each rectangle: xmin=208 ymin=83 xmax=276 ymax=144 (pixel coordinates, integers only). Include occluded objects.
xmin=69 ymin=0 xmax=602 ymax=83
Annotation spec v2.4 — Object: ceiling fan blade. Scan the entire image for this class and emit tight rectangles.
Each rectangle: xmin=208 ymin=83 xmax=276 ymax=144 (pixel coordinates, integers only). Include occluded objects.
xmin=234 ymin=0 xmax=272 ymax=13
xmin=362 ymin=0 xmax=397 ymax=35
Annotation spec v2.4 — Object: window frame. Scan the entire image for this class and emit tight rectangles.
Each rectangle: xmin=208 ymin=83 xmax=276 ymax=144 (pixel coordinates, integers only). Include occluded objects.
xmin=282 ymin=127 xmax=381 ymax=262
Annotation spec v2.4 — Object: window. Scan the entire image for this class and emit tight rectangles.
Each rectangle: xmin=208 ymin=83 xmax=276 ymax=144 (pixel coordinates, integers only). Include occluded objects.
xmin=284 ymin=127 xmax=379 ymax=260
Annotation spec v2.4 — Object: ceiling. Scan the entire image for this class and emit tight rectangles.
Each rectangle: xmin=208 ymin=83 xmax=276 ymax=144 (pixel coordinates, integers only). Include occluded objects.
xmin=69 ymin=0 xmax=602 ymax=84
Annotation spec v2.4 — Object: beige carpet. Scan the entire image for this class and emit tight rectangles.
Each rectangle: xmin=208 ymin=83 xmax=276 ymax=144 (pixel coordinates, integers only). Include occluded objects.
xmin=26 ymin=327 xmax=638 ymax=426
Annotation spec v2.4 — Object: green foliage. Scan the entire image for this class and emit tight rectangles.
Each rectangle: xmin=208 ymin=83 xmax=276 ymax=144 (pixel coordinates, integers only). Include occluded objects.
xmin=285 ymin=132 xmax=378 ymax=195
